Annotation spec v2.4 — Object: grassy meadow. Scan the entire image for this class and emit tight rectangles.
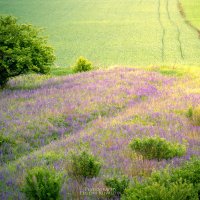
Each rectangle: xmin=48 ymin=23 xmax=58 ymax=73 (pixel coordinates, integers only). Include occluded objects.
xmin=1 ymin=0 xmax=200 ymax=199
xmin=1 ymin=66 xmax=200 ymax=199
xmin=0 ymin=0 xmax=200 ymax=67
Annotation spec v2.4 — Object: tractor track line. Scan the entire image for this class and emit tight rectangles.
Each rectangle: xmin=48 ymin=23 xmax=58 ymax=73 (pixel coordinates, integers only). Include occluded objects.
xmin=158 ymin=0 xmax=165 ymax=62
xmin=178 ymin=0 xmax=200 ymax=39
xmin=166 ymin=0 xmax=184 ymax=59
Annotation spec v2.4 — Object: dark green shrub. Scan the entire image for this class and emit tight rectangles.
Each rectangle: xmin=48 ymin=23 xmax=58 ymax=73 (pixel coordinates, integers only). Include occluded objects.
xmin=22 ymin=167 xmax=63 ymax=200
xmin=122 ymin=158 xmax=200 ymax=200
xmin=122 ymin=180 xmax=197 ymax=200
xmin=70 ymin=151 xmax=101 ymax=181
xmin=72 ymin=56 xmax=93 ymax=73
xmin=105 ymin=176 xmax=129 ymax=197
xmin=186 ymin=107 xmax=193 ymax=118
xmin=171 ymin=158 xmax=200 ymax=198
xmin=0 ymin=133 xmax=15 ymax=146
xmin=130 ymin=137 xmax=186 ymax=161
xmin=0 ymin=15 xmax=55 ymax=87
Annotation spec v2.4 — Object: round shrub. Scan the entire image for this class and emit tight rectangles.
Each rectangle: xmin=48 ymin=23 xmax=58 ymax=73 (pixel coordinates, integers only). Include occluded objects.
xmin=130 ymin=137 xmax=186 ymax=161
xmin=0 ymin=15 xmax=55 ymax=87
xmin=72 ymin=56 xmax=93 ymax=73
xmin=22 ymin=167 xmax=63 ymax=200
xmin=105 ymin=176 xmax=129 ymax=198
xmin=70 ymin=151 xmax=101 ymax=181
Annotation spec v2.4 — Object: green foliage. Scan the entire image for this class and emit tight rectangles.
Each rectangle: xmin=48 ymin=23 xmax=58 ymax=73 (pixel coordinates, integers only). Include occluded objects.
xmin=186 ymin=107 xmax=200 ymax=126
xmin=70 ymin=151 xmax=101 ymax=181
xmin=0 ymin=133 xmax=15 ymax=147
xmin=0 ymin=15 xmax=55 ymax=87
xmin=72 ymin=56 xmax=93 ymax=73
xmin=122 ymin=180 xmax=197 ymax=200
xmin=39 ymin=151 xmax=64 ymax=165
xmin=171 ymin=158 xmax=200 ymax=198
xmin=130 ymin=137 xmax=186 ymax=161
xmin=105 ymin=176 xmax=129 ymax=197
xmin=186 ymin=107 xmax=193 ymax=118
xmin=22 ymin=167 xmax=63 ymax=200
xmin=50 ymin=66 xmax=73 ymax=76
xmin=122 ymin=159 xmax=200 ymax=200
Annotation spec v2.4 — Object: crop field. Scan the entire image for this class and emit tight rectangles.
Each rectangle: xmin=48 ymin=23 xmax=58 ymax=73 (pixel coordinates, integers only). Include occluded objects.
xmin=0 ymin=0 xmax=200 ymax=67
xmin=181 ymin=0 xmax=200 ymax=29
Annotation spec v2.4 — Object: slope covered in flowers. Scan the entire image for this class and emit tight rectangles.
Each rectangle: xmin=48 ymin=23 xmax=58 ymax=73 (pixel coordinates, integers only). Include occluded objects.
xmin=0 ymin=66 xmax=200 ymax=199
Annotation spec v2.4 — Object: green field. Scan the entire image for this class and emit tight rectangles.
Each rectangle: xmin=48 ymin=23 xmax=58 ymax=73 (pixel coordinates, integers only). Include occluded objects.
xmin=0 ymin=0 xmax=200 ymax=67
xmin=181 ymin=0 xmax=200 ymax=29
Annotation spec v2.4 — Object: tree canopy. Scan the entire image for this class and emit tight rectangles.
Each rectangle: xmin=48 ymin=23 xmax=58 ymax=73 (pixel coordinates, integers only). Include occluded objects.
xmin=0 ymin=15 xmax=55 ymax=87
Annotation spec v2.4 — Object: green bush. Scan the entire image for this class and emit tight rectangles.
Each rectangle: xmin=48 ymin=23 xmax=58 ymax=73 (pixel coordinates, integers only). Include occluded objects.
xmin=105 ymin=176 xmax=129 ymax=198
xmin=186 ymin=107 xmax=193 ymax=118
xmin=130 ymin=137 xmax=186 ymax=161
xmin=122 ymin=180 xmax=197 ymax=200
xmin=70 ymin=151 xmax=101 ymax=181
xmin=0 ymin=133 xmax=15 ymax=147
xmin=122 ymin=159 xmax=200 ymax=200
xmin=171 ymin=158 xmax=200 ymax=198
xmin=72 ymin=56 xmax=93 ymax=73
xmin=22 ymin=167 xmax=63 ymax=200
xmin=0 ymin=15 xmax=55 ymax=87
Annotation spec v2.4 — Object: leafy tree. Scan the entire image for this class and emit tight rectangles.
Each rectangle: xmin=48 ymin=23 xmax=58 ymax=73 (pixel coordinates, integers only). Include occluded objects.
xmin=0 ymin=15 xmax=55 ymax=87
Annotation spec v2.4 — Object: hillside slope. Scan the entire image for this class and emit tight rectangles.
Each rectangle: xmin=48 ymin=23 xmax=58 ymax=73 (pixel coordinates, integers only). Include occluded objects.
xmin=0 ymin=66 xmax=200 ymax=199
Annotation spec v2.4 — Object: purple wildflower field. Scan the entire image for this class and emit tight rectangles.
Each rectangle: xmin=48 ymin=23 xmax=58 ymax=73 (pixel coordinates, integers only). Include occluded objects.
xmin=0 ymin=66 xmax=200 ymax=199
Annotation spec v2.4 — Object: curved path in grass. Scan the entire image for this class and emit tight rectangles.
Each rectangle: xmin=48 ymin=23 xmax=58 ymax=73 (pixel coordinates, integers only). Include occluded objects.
xmin=0 ymin=0 xmax=200 ymax=66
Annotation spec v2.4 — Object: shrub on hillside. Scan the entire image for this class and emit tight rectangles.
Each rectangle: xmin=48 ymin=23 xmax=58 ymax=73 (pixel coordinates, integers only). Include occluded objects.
xmin=22 ymin=167 xmax=63 ymax=200
xmin=187 ymin=107 xmax=200 ymax=126
xmin=0 ymin=15 xmax=55 ymax=87
xmin=72 ymin=56 xmax=93 ymax=73
xmin=171 ymin=158 xmax=200 ymax=198
xmin=122 ymin=179 xmax=197 ymax=200
xmin=105 ymin=176 xmax=129 ymax=198
xmin=70 ymin=151 xmax=101 ymax=181
xmin=122 ymin=158 xmax=200 ymax=200
xmin=0 ymin=133 xmax=15 ymax=147
xmin=130 ymin=137 xmax=186 ymax=161
xmin=186 ymin=107 xmax=193 ymax=118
